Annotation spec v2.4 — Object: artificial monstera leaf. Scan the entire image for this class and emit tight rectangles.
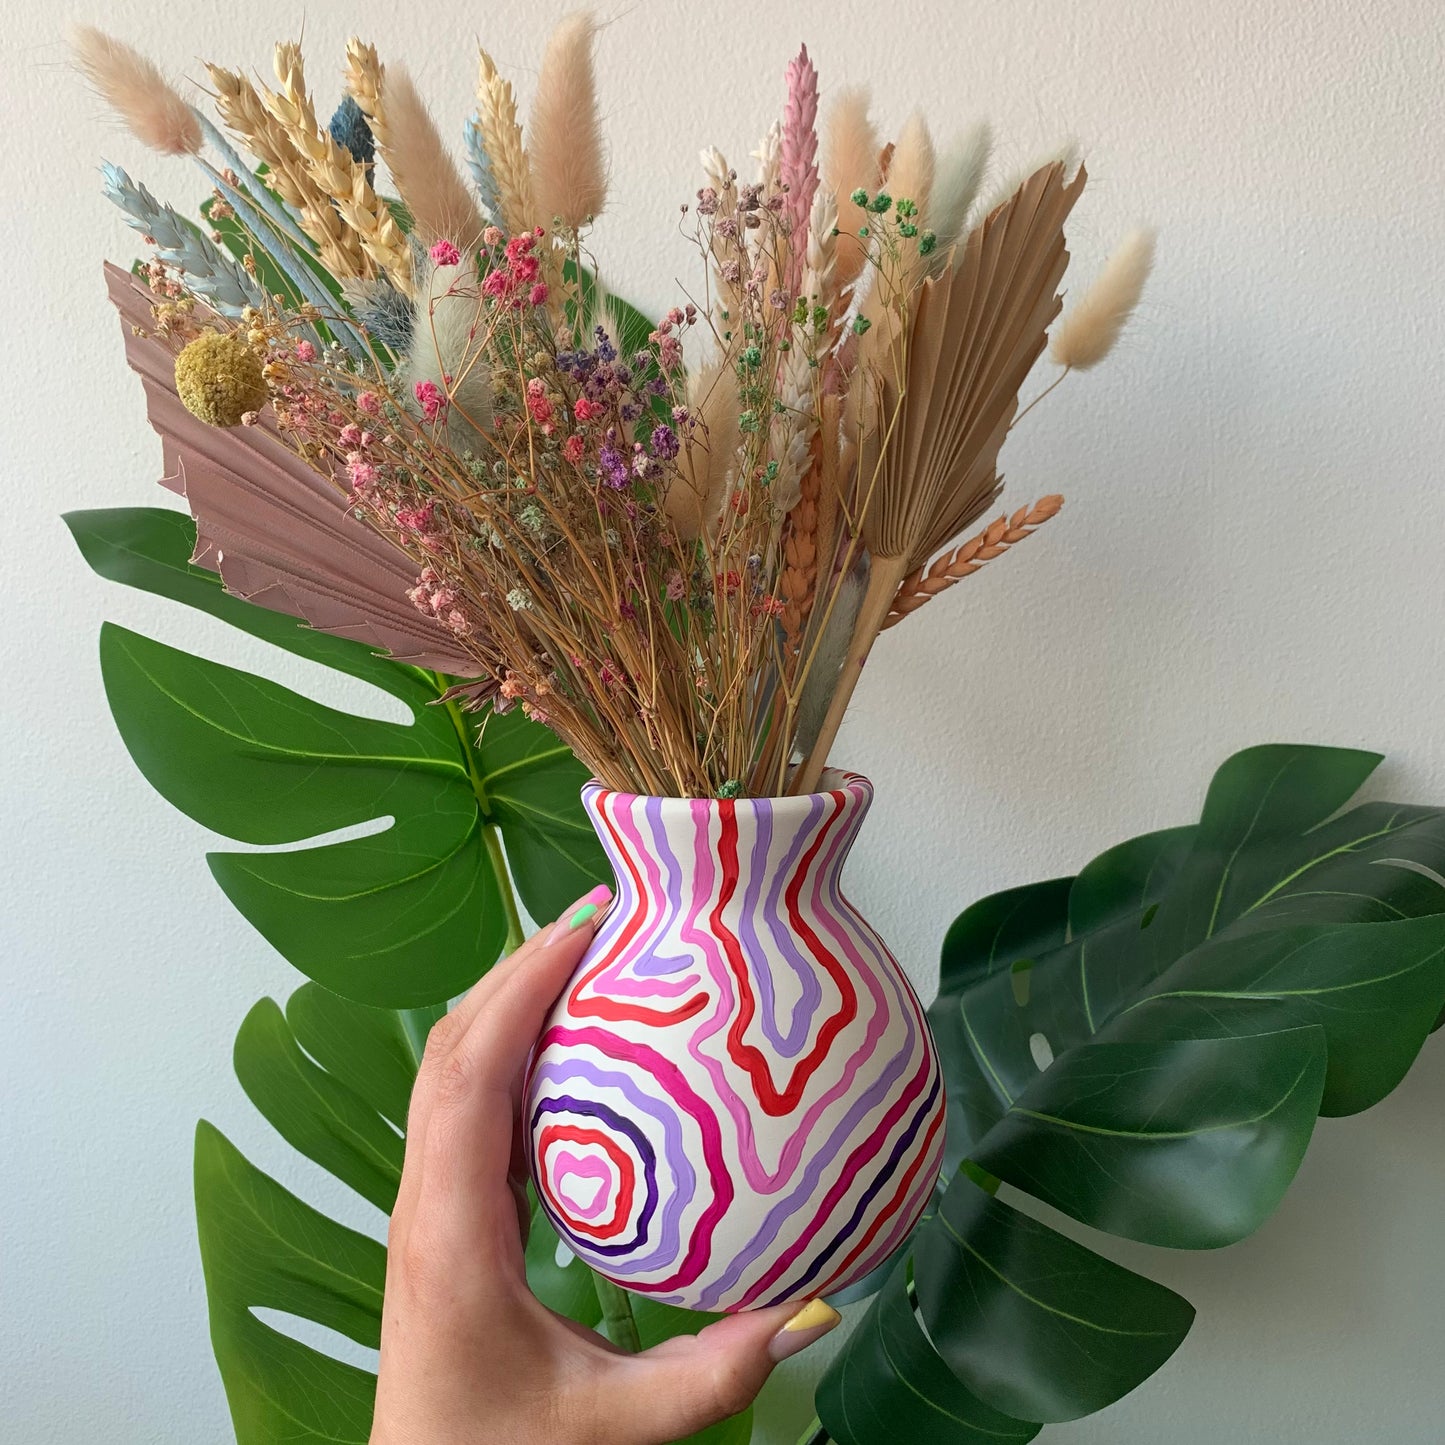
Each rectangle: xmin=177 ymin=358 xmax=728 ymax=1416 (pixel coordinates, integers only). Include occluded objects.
xmin=818 ymin=745 xmax=1445 ymax=1443
xmin=66 ymin=506 xmax=604 ymax=1007
xmin=200 ymin=981 xmax=747 ymax=1445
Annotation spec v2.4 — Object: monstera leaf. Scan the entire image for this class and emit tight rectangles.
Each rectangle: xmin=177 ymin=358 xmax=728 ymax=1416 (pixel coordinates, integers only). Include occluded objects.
xmin=818 ymin=745 xmax=1445 ymax=1443
xmin=65 ymin=506 xmax=604 ymax=1006
xmin=199 ymin=982 xmax=751 ymax=1445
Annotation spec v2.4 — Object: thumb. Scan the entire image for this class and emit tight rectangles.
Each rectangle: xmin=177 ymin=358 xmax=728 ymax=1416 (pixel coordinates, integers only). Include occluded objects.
xmin=621 ymin=1300 xmax=842 ymax=1442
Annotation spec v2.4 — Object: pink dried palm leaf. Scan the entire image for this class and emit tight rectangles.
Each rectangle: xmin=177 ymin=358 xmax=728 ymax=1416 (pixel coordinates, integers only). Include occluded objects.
xmin=104 ymin=263 xmax=480 ymax=675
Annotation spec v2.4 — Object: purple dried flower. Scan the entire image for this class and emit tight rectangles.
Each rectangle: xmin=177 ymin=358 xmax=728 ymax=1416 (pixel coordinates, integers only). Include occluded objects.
xmin=650 ymin=424 xmax=680 ymax=460
xmin=599 ymin=443 xmax=630 ymax=488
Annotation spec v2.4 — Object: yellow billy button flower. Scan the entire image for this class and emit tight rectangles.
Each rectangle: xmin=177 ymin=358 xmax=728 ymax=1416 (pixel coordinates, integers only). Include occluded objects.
xmin=173 ymin=331 xmax=268 ymax=427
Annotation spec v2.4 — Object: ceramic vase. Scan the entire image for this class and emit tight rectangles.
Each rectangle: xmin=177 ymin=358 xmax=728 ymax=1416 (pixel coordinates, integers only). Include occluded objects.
xmin=525 ymin=770 xmax=945 ymax=1312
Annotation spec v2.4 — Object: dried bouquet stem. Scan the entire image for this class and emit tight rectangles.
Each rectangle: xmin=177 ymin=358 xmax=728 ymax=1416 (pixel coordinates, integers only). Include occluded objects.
xmin=793 ymin=553 xmax=910 ymax=795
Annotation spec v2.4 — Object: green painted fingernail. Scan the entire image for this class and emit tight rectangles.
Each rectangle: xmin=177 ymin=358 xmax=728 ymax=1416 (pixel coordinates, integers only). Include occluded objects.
xmin=568 ymin=902 xmax=599 ymax=930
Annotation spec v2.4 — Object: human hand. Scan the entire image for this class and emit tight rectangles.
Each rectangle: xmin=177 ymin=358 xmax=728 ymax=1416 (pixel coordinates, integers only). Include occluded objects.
xmin=370 ymin=886 xmax=842 ymax=1445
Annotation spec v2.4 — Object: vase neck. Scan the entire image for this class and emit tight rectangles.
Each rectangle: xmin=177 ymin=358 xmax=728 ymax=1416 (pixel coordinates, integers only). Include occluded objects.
xmin=582 ymin=778 xmax=872 ymax=904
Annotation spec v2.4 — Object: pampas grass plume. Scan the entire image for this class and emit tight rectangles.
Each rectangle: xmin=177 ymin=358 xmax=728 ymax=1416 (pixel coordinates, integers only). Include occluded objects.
xmin=1050 ymin=227 xmax=1156 ymax=369
xmin=530 ymin=11 xmax=607 ymax=230
xmin=70 ymin=24 xmax=200 ymax=156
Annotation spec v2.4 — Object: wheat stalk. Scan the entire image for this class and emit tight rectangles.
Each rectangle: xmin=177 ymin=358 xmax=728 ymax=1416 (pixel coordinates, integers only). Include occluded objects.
xmin=270 ymin=42 xmax=412 ymax=288
xmin=208 ymin=64 xmax=370 ymax=283
xmin=344 ymin=39 xmax=387 ymax=147
xmin=476 ymin=48 xmax=535 ymax=237
xmin=883 ymin=495 xmax=1063 ymax=628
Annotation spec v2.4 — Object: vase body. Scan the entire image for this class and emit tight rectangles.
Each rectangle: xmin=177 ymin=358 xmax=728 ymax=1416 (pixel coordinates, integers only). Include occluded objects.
xmin=525 ymin=771 xmax=945 ymax=1312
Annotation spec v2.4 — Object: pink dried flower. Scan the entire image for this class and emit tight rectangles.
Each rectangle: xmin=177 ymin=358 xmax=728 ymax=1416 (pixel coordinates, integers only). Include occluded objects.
xmin=414 ymin=379 xmax=448 ymax=422
xmin=574 ymin=397 xmax=606 ymax=422
xmin=294 ymin=339 xmax=318 ymax=362
xmin=429 ymin=238 xmax=462 ymax=266
xmin=529 ymin=283 xmax=549 ymax=307
xmin=484 ymin=225 xmax=503 ymax=247
xmin=395 ymin=500 xmax=436 ymax=531
xmin=357 ymin=391 xmax=381 ymax=416
xmin=562 ymin=434 xmax=585 ymax=464
xmin=346 ymin=453 xmax=377 ymax=491
xmin=665 ymin=571 xmax=686 ymax=601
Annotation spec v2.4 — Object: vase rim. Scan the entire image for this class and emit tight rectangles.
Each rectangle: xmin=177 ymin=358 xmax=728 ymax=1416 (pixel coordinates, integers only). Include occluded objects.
xmin=582 ymin=767 xmax=871 ymax=811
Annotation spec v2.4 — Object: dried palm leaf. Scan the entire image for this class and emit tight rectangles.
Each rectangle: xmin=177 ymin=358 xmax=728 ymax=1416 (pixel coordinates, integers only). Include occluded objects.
xmin=794 ymin=161 xmax=1084 ymax=790
xmin=105 ymin=264 xmax=478 ymax=674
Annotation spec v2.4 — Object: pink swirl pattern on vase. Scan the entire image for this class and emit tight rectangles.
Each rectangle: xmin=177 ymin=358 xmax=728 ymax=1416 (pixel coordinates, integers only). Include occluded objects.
xmin=525 ymin=771 xmax=946 ymax=1312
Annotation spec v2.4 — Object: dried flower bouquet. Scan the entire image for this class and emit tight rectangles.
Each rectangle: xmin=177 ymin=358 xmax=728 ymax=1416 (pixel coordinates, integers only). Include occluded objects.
xmin=77 ymin=16 xmax=1152 ymax=800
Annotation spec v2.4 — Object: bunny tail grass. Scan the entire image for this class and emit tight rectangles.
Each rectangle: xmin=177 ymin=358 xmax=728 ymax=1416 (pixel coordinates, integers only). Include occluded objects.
xmin=1050 ymin=227 xmax=1156 ymax=370
xmin=71 ymin=24 xmax=201 ymax=156
xmin=381 ymin=65 xmax=484 ymax=246
xmin=530 ymin=11 xmax=608 ymax=233
xmin=930 ymin=121 xmax=992 ymax=258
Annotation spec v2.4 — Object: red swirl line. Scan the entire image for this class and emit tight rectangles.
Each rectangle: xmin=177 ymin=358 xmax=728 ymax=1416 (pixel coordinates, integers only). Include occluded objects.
xmin=544 ymin=1025 xmax=731 ymax=1294
xmin=536 ymin=1123 xmax=635 ymax=1241
xmin=716 ymin=794 xmax=859 ymax=1117
xmin=567 ymin=792 xmax=707 ymax=1028
xmin=811 ymin=1100 xmax=945 ymax=1299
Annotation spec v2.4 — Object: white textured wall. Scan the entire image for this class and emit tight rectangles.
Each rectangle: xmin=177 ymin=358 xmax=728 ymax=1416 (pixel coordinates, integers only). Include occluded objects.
xmin=4 ymin=1 xmax=1445 ymax=1440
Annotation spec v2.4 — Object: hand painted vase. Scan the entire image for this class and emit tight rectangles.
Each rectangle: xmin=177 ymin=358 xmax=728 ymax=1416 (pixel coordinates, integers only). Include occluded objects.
xmin=525 ymin=770 xmax=946 ymax=1312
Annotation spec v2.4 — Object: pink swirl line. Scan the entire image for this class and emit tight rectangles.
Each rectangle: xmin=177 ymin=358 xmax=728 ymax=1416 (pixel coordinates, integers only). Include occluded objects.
xmin=544 ymin=1024 xmax=731 ymax=1294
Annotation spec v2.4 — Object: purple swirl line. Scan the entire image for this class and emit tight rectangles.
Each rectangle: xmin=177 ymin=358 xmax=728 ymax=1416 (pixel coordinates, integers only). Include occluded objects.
xmin=529 ymin=1053 xmax=694 ymax=1277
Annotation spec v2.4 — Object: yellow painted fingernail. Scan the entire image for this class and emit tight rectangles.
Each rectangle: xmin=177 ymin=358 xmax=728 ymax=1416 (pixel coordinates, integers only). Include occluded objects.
xmin=769 ymin=1299 xmax=841 ymax=1361
xmin=783 ymin=1299 xmax=840 ymax=1333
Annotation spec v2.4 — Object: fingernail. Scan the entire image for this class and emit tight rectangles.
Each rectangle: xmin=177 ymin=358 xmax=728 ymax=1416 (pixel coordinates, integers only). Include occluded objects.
xmin=546 ymin=885 xmax=612 ymax=945
xmin=768 ymin=1300 xmax=841 ymax=1362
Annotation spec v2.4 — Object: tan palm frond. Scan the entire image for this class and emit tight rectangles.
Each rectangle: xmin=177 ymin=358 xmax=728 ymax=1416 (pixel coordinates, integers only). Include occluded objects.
xmin=794 ymin=161 xmax=1084 ymax=791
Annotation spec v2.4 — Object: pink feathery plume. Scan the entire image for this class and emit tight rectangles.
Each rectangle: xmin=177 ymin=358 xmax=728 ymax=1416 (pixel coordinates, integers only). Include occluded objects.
xmin=780 ymin=43 xmax=820 ymax=297
xmin=104 ymin=263 xmax=483 ymax=678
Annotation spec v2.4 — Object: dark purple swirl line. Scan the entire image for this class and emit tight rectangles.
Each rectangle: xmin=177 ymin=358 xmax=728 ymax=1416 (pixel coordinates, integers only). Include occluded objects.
xmin=692 ymin=935 xmax=924 ymax=1310
xmin=530 ymin=1094 xmax=658 ymax=1258
xmin=757 ymin=1068 xmax=943 ymax=1308
xmin=529 ymin=1053 xmax=695 ymax=1275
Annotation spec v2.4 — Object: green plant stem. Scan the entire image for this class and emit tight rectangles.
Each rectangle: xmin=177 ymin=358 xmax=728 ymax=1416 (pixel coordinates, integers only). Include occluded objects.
xmin=435 ymin=679 xmax=527 ymax=954
xmin=794 ymin=1418 xmax=830 ymax=1445
xmin=592 ymin=1273 xmax=642 ymax=1353
xmin=483 ymin=823 xmax=526 ymax=952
